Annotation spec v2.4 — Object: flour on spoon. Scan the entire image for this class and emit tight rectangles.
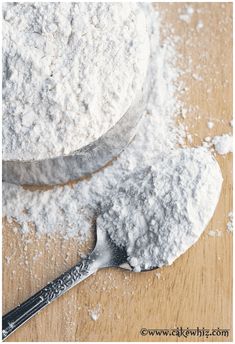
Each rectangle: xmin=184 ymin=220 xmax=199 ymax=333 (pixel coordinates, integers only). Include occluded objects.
xmin=97 ymin=148 xmax=223 ymax=271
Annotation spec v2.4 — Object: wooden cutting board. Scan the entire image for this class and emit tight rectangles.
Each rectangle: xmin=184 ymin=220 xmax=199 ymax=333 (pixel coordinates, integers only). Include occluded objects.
xmin=3 ymin=3 xmax=233 ymax=342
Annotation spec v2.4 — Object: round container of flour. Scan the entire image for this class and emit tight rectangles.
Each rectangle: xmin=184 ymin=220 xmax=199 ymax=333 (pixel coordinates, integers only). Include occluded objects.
xmin=2 ymin=3 xmax=150 ymax=185
xmin=3 ymin=93 xmax=147 ymax=185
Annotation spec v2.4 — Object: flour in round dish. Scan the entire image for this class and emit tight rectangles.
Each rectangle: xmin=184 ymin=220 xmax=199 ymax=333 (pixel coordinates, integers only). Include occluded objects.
xmin=3 ymin=2 xmax=149 ymax=161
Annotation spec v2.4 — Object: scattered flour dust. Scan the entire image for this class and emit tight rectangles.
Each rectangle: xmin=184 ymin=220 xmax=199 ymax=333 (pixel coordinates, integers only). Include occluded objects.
xmin=202 ymin=133 xmax=233 ymax=156
xmin=178 ymin=6 xmax=194 ymax=24
xmin=3 ymin=2 xmax=149 ymax=160
xmin=212 ymin=134 xmax=233 ymax=155
xmin=196 ymin=20 xmax=204 ymax=30
xmin=88 ymin=305 xmax=101 ymax=321
xmin=227 ymin=212 xmax=233 ymax=232
xmin=3 ymin=4 xmax=225 ymax=269
xmin=155 ymin=272 xmax=161 ymax=279
xmin=207 ymin=121 xmax=214 ymax=129
xmin=208 ymin=229 xmax=222 ymax=237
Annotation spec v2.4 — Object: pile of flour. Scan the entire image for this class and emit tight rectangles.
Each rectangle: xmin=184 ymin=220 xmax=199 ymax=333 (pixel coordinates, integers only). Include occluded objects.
xmin=212 ymin=134 xmax=233 ymax=155
xmin=203 ymin=133 xmax=233 ymax=155
xmin=3 ymin=5 xmax=180 ymax=237
xmin=3 ymin=2 xmax=149 ymax=160
xmin=3 ymin=4 xmax=224 ymax=268
xmin=97 ymin=148 xmax=223 ymax=271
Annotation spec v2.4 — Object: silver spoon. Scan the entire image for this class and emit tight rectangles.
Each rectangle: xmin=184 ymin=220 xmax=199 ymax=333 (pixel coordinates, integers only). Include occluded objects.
xmin=2 ymin=225 xmax=154 ymax=340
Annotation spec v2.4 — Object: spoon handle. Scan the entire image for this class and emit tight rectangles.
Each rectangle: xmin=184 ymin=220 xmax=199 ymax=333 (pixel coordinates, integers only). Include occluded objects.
xmin=2 ymin=255 xmax=96 ymax=340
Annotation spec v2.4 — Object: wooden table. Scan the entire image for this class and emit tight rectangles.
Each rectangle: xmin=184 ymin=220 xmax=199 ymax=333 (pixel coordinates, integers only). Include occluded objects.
xmin=3 ymin=3 xmax=233 ymax=342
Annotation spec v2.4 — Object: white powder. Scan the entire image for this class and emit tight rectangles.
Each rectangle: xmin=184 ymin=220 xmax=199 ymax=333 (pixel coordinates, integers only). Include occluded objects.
xmin=204 ymin=136 xmax=212 ymax=142
xmin=196 ymin=20 xmax=204 ymax=30
xmin=212 ymin=134 xmax=233 ymax=155
xmin=208 ymin=230 xmax=222 ymax=237
xmin=207 ymin=121 xmax=214 ymax=129
xmin=97 ymin=148 xmax=223 ymax=271
xmin=202 ymin=133 xmax=233 ymax=155
xmin=3 ymin=3 xmax=149 ymax=160
xmin=192 ymin=73 xmax=203 ymax=81
xmin=186 ymin=7 xmax=194 ymax=15
xmin=179 ymin=14 xmax=192 ymax=24
xmin=2 ymin=5 xmax=223 ymax=269
xmin=227 ymin=212 xmax=233 ymax=232
xmin=88 ymin=305 xmax=101 ymax=321
xmin=187 ymin=134 xmax=193 ymax=143
xmin=155 ymin=272 xmax=161 ymax=279
xmin=3 ymin=5 xmax=181 ymax=239
xmin=179 ymin=7 xmax=194 ymax=24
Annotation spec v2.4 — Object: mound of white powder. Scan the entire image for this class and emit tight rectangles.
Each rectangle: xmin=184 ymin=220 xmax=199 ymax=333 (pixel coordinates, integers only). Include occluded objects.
xmin=97 ymin=148 xmax=223 ymax=271
xmin=212 ymin=134 xmax=233 ymax=155
xmin=3 ymin=2 xmax=149 ymax=160
xmin=2 ymin=5 xmax=224 ymax=269
xmin=3 ymin=5 xmax=180 ymax=239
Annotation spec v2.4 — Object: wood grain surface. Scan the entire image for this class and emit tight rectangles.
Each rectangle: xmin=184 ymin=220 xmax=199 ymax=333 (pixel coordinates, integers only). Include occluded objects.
xmin=3 ymin=3 xmax=233 ymax=342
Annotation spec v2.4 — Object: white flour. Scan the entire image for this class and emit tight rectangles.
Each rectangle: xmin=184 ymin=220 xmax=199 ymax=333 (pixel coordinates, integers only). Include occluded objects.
xmin=2 ymin=4 xmax=224 ymax=268
xmin=88 ymin=305 xmax=101 ymax=321
xmin=212 ymin=134 xmax=233 ymax=155
xmin=3 ymin=5 xmax=180 ymax=238
xmin=3 ymin=3 xmax=149 ymax=160
xmin=227 ymin=212 xmax=233 ymax=232
xmin=207 ymin=121 xmax=214 ymax=129
xmin=208 ymin=229 xmax=222 ymax=237
xmin=97 ymin=148 xmax=223 ymax=271
xmin=202 ymin=133 xmax=233 ymax=155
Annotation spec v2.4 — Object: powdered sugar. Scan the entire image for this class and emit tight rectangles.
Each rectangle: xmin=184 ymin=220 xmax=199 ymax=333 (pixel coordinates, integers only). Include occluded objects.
xmin=3 ymin=3 xmax=149 ymax=160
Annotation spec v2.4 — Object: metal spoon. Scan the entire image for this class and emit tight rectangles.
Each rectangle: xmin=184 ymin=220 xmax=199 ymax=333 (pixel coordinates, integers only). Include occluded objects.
xmin=2 ymin=225 xmax=153 ymax=340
